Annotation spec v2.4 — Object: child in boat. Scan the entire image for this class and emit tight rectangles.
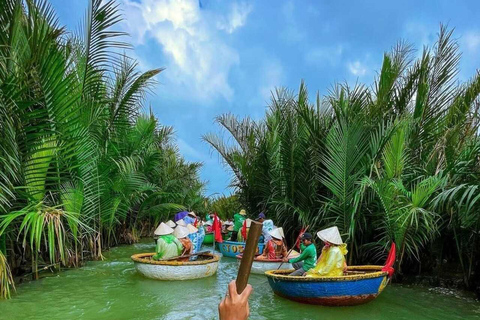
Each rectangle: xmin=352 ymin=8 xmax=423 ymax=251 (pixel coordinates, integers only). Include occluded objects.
xmin=174 ymin=226 xmax=193 ymax=261
xmin=306 ymin=226 xmax=348 ymax=278
xmin=257 ymin=228 xmax=288 ymax=260
xmin=285 ymin=232 xmax=317 ymax=276
xmin=152 ymin=222 xmax=183 ymax=260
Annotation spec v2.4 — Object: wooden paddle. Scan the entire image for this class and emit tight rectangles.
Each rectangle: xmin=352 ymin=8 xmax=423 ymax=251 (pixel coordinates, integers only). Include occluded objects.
xmin=161 ymin=250 xmax=210 ymax=261
xmin=276 ymin=225 xmax=310 ymax=270
xmin=236 ymin=221 xmax=263 ymax=294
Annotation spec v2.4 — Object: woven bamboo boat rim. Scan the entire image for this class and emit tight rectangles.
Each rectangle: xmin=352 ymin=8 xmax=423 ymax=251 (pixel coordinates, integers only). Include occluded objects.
xmin=265 ymin=265 xmax=388 ymax=281
xmin=131 ymin=252 xmax=220 ymax=266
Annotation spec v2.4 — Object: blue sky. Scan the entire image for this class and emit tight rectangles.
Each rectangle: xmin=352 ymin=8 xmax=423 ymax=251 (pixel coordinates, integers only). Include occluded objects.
xmin=51 ymin=0 xmax=480 ymax=196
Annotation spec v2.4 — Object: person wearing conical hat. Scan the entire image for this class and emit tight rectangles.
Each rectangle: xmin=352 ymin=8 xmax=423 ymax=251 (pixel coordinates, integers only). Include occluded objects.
xmin=152 ymin=222 xmax=183 ymax=260
xmin=204 ymin=219 xmax=214 ymax=233
xmin=306 ymin=226 xmax=348 ymax=278
xmin=174 ymin=226 xmax=193 ymax=261
xmin=231 ymin=209 xmax=247 ymax=242
xmin=186 ymin=224 xmax=200 ymax=257
xmin=166 ymin=220 xmax=176 ymax=228
xmin=176 ymin=219 xmax=187 ymax=227
xmin=184 ymin=211 xmax=197 ymax=225
xmin=257 ymin=228 xmax=288 ymax=260
xmin=256 ymin=212 xmax=275 ymax=244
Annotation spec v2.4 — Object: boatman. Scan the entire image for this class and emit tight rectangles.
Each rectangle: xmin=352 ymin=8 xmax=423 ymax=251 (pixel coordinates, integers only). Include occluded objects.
xmin=306 ymin=226 xmax=348 ymax=277
xmin=257 ymin=227 xmax=288 ymax=260
xmin=231 ymin=209 xmax=247 ymax=241
xmin=152 ymin=222 xmax=183 ymax=260
xmin=284 ymin=232 xmax=317 ymax=276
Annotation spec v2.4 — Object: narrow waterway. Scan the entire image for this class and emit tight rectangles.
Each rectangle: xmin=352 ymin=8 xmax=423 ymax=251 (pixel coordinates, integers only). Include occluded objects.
xmin=1 ymin=240 xmax=479 ymax=319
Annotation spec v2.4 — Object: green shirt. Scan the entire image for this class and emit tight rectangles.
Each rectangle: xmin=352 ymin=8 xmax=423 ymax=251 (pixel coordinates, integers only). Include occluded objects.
xmin=233 ymin=213 xmax=246 ymax=232
xmin=153 ymin=235 xmax=183 ymax=260
xmin=289 ymin=243 xmax=317 ymax=272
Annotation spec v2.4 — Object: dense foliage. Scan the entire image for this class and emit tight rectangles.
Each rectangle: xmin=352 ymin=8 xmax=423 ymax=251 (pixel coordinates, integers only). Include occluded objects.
xmin=206 ymin=194 xmax=242 ymax=220
xmin=205 ymin=27 xmax=480 ymax=289
xmin=0 ymin=0 xmax=205 ymax=298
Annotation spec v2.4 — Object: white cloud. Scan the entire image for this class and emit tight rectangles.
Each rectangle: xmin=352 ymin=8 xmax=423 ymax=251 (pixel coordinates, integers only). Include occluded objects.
xmin=347 ymin=61 xmax=367 ymax=77
xmin=121 ymin=0 xmax=252 ymax=102
xmin=463 ymin=31 xmax=480 ymax=53
xmin=217 ymin=2 xmax=253 ymax=34
xmin=304 ymin=45 xmax=344 ymax=66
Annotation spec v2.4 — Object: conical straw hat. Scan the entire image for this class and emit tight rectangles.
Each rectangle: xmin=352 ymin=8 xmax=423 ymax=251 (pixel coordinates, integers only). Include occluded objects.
xmin=269 ymin=228 xmax=283 ymax=240
xmin=278 ymin=227 xmax=285 ymax=238
xmin=176 ymin=219 xmax=187 ymax=227
xmin=239 ymin=209 xmax=246 ymax=216
xmin=227 ymin=225 xmax=234 ymax=232
xmin=166 ymin=220 xmax=176 ymax=228
xmin=188 ymin=211 xmax=197 ymax=217
xmin=204 ymin=220 xmax=213 ymax=226
xmin=187 ymin=224 xmax=198 ymax=234
xmin=154 ymin=222 xmax=174 ymax=236
xmin=317 ymin=226 xmax=343 ymax=245
xmin=174 ymin=226 xmax=190 ymax=239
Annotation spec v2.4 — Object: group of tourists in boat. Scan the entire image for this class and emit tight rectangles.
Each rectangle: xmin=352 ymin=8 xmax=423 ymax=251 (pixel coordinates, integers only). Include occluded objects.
xmin=132 ymin=208 xmax=396 ymax=307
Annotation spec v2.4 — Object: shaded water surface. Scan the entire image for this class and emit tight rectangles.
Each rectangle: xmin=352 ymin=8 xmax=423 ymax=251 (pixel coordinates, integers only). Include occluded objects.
xmin=1 ymin=240 xmax=479 ymax=319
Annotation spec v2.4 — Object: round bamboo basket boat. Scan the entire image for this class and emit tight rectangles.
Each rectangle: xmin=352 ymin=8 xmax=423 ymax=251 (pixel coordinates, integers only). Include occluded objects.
xmin=131 ymin=252 xmax=219 ymax=280
xmin=265 ymin=266 xmax=389 ymax=306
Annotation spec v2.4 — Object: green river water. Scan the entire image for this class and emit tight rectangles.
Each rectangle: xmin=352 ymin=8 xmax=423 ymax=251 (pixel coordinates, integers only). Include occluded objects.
xmin=1 ymin=240 xmax=479 ymax=320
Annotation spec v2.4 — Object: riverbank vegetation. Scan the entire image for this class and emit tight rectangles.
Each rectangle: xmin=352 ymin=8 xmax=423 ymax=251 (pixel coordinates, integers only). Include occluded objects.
xmin=0 ymin=0 xmax=205 ymax=298
xmin=205 ymin=27 xmax=480 ymax=292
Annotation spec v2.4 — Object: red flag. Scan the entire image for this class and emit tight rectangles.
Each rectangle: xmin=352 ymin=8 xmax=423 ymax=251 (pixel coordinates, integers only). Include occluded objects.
xmin=241 ymin=220 xmax=247 ymax=240
xmin=193 ymin=218 xmax=198 ymax=227
xmin=295 ymin=227 xmax=306 ymax=250
xmin=381 ymin=243 xmax=396 ymax=278
xmin=213 ymin=214 xmax=223 ymax=243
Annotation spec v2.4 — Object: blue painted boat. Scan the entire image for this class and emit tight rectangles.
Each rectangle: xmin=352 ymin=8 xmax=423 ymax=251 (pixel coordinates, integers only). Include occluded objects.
xmin=217 ymin=240 xmax=265 ymax=258
xmin=266 ymin=266 xmax=390 ymax=306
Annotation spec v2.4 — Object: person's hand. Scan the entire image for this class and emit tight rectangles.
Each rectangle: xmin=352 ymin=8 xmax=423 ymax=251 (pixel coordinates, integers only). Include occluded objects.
xmin=219 ymin=280 xmax=252 ymax=320
xmin=282 ymin=258 xmax=289 ymax=263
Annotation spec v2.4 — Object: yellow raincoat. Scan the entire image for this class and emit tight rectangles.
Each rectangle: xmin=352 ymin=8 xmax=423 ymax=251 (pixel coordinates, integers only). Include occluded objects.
xmin=306 ymin=244 xmax=348 ymax=278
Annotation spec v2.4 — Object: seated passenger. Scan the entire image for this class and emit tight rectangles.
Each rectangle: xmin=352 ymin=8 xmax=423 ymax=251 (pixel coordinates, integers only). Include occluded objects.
xmin=186 ymin=224 xmax=200 ymax=254
xmin=174 ymin=226 xmax=193 ymax=261
xmin=257 ymin=228 xmax=287 ymax=260
xmin=256 ymin=212 xmax=275 ymax=244
xmin=306 ymin=226 xmax=347 ymax=278
xmin=166 ymin=220 xmax=176 ymax=228
xmin=183 ymin=211 xmax=197 ymax=225
xmin=152 ymin=223 xmax=183 ymax=260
